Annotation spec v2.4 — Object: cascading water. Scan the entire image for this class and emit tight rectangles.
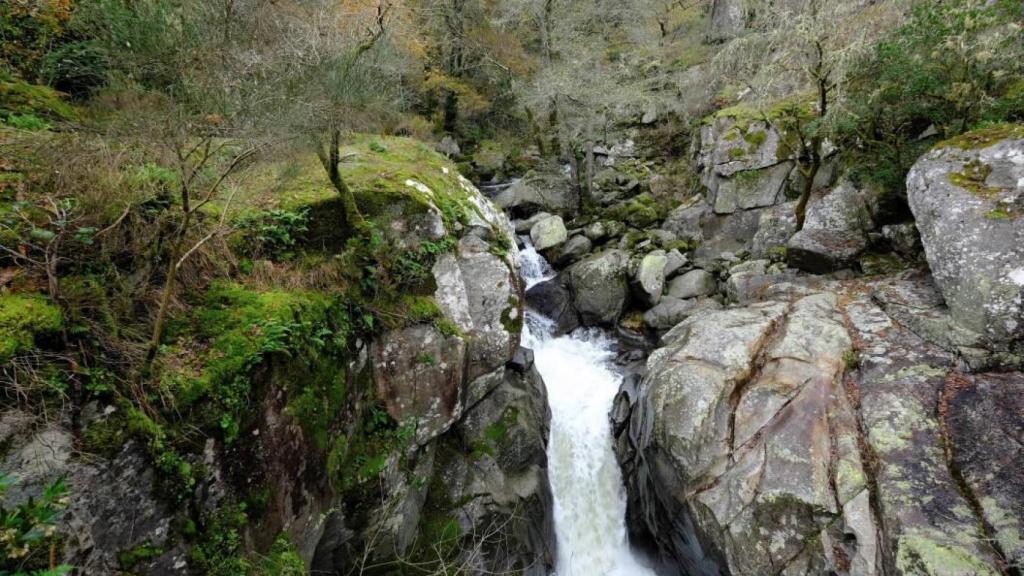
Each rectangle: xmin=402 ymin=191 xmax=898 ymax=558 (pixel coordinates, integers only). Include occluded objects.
xmin=519 ymin=242 xmax=656 ymax=576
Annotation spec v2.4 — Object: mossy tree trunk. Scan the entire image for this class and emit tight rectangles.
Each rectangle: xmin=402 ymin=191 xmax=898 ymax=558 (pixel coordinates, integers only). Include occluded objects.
xmin=316 ymin=128 xmax=366 ymax=233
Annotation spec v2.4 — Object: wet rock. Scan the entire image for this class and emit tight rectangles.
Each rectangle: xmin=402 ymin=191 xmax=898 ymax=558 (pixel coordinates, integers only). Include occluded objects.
xmin=566 ymin=250 xmax=630 ymax=327
xmin=666 ymin=269 xmax=716 ymax=299
xmin=946 ymin=372 xmax=1024 ymax=570
xmin=525 ymin=276 xmax=580 ymax=336
xmin=907 ymin=132 xmax=1024 ymax=345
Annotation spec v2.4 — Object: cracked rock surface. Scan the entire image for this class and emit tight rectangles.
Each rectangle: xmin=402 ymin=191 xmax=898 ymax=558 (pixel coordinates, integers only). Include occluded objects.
xmin=615 ymin=275 xmax=1024 ymax=576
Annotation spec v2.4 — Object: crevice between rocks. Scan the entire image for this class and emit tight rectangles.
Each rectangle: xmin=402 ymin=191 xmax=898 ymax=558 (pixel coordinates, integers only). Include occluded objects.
xmin=838 ymin=300 xmax=896 ymax=576
xmin=726 ymin=301 xmax=794 ymax=460
xmin=938 ymin=372 xmax=1020 ymax=576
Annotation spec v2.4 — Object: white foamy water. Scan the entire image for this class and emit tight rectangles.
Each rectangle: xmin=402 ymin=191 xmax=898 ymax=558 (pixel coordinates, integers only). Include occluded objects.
xmin=520 ymin=245 xmax=655 ymax=576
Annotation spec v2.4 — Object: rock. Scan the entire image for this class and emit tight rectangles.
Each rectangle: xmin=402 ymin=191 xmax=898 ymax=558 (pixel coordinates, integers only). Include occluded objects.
xmin=514 ymin=212 xmax=553 ymax=234
xmin=371 ymin=325 xmax=467 ymax=444
xmin=439 ymin=365 xmax=556 ymax=574
xmin=663 ymin=249 xmax=689 ymax=278
xmin=643 ymin=297 xmax=722 ymax=332
xmin=946 ymin=372 xmax=1024 ymax=570
xmin=635 ymin=250 xmax=668 ymax=306
xmin=583 ymin=221 xmax=610 ymax=241
xmin=617 ymin=294 xmax=867 ymax=575
xmin=550 ymin=234 xmax=592 ymax=268
xmin=712 ymin=163 xmax=794 ymax=215
xmin=786 ymin=229 xmax=867 ymax=273
xmin=436 ymin=135 xmax=461 ymax=157
xmin=530 ymin=215 xmax=568 ymax=251
xmin=495 ymin=172 xmax=577 ymax=217
xmin=641 ymin=105 xmax=658 ymax=125
xmin=525 ymin=276 xmax=580 ymax=336
xmin=787 ymin=180 xmax=876 ymax=273
xmin=566 ymin=250 xmax=629 ymax=326
xmin=906 ymin=131 xmax=1024 ymax=344
xmin=662 ymin=201 xmax=708 ymax=242
xmin=750 ymin=201 xmax=797 ymax=258
xmin=725 ymin=259 xmax=805 ymax=303
xmin=842 ymin=293 xmax=1008 ymax=576
xmin=708 ymin=0 xmax=745 ymax=40
xmin=433 ymin=234 xmax=521 ymax=382
xmin=667 ymin=269 xmax=717 ymax=299
xmin=881 ymin=223 xmax=921 ymax=257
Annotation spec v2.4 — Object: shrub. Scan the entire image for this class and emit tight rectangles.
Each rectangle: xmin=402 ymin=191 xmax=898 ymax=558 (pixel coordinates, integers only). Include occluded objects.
xmin=0 ymin=474 xmax=72 ymax=576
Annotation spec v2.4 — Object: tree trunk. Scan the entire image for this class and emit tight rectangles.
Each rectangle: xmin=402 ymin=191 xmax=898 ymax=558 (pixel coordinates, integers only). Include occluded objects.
xmin=318 ymin=129 xmax=364 ymax=232
xmin=584 ymin=123 xmax=595 ymax=211
xmin=146 ymin=213 xmax=190 ymax=366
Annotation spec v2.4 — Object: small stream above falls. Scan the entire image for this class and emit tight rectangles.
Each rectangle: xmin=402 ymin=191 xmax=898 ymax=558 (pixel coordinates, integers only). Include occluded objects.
xmin=519 ymin=243 xmax=658 ymax=576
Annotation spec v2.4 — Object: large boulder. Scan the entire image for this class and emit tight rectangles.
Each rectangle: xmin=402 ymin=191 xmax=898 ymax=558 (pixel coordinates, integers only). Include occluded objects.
xmin=566 ymin=250 xmax=629 ymax=326
xmin=494 ymin=172 xmax=577 ymax=217
xmin=530 ymin=215 xmax=568 ymax=251
xmin=666 ymin=269 xmax=716 ymax=300
xmin=907 ymin=128 xmax=1024 ymax=344
xmin=526 ymin=276 xmax=580 ymax=336
xmin=787 ymin=180 xmax=876 ymax=273
xmin=635 ymin=250 xmax=669 ymax=307
xmin=615 ymin=279 xmax=1024 ymax=576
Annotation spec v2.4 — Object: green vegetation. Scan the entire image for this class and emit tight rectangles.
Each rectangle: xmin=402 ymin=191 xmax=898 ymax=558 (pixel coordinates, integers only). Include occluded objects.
xmin=0 ymin=474 xmax=72 ymax=576
xmin=0 ymin=294 xmax=63 ymax=364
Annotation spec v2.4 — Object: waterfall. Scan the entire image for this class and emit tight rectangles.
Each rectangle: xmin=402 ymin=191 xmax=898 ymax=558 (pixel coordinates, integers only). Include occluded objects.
xmin=520 ymin=244 xmax=656 ymax=576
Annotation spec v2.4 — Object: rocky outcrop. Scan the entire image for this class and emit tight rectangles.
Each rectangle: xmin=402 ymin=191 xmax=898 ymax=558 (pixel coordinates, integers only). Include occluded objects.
xmin=907 ymin=130 xmax=1024 ymax=345
xmin=615 ymin=275 xmax=1024 ymax=576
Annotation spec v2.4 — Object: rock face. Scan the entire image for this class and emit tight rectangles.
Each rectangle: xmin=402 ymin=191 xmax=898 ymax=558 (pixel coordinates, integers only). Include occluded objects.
xmin=615 ymin=277 xmax=1024 ymax=576
xmin=698 ymin=113 xmax=795 ymax=216
xmin=1 ymin=148 xmax=556 ymax=576
xmin=566 ymin=250 xmax=629 ymax=326
xmin=907 ymin=132 xmax=1024 ymax=345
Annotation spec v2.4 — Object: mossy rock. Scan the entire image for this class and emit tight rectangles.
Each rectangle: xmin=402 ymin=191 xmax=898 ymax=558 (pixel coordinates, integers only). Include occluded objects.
xmin=235 ymin=135 xmax=486 ymax=249
xmin=937 ymin=123 xmax=1024 ymax=151
xmin=0 ymin=71 xmax=77 ymax=121
xmin=0 ymin=293 xmax=63 ymax=364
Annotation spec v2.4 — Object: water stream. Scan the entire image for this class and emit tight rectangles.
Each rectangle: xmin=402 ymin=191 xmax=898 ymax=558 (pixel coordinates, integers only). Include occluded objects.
xmin=519 ymin=243 xmax=656 ymax=576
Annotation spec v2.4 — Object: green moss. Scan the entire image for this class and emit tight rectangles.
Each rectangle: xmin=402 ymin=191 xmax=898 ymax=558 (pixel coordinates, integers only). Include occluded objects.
xmin=118 ymin=541 xmax=166 ymax=571
xmin=604 ymin=193 xmax=665 ymax=228
xmin=0 ymin=72 xmax=77 ymax=121
xmin=984 ymin=206 xmax=1019 ymax=220
xmin=937 ymin=123 xmax=1024 ymax=151
xmin=949 ymin=159 xmax=1002 ymax=197
xmin=743 ymin=129 xmax=768 ymax=148
xmin=0 ymin=293 xmax=63 ymax=364
xmin=896 ymin=534 xmax=998 ymax=576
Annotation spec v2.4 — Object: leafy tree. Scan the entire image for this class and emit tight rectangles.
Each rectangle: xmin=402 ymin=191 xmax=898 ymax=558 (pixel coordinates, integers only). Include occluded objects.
xmin=834 ymin=0 xmax=1024 ymax=194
